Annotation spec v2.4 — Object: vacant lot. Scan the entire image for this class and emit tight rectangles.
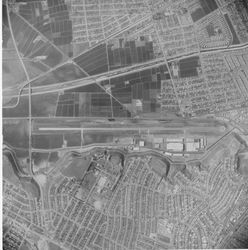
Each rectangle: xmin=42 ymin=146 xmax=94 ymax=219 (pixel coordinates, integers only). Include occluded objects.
xmin=62 ymin=155 xmax=91 ymax=179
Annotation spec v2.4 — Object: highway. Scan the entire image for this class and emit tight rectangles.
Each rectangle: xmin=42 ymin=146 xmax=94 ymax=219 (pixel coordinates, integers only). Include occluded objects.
xmin=4 ymin=57 xmax=166 ymax=100
xmin=167 ymin=41 xmax=248 ymax=62
xmin=3 ymin=13 xmax=153 ymax=107
xmin=3 ymin=41 xmax=248 ymax=109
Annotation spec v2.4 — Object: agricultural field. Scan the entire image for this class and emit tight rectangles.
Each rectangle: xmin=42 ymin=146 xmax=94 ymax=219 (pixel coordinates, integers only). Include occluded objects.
xmin=2 ymin=0 xmax=248 ymax=249
xmin=2 ymin=25 xmax=27 ymax=90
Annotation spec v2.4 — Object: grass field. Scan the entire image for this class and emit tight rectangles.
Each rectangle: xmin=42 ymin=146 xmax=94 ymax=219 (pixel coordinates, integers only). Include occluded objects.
xmin=31 ymin=92 xmax=58 ymax=117
xmin=3 ymin=155 xmax=21 ymax=185
xmin=3 ymin=119 xmax=29 ymax=148
xmin=74 ymin=43 xmax=109 ymax=75
xmin=62 ymin=155 xmax=91 ymax=179
xmin=31 ymin=63 xmax=86 ymax=87
xmin=3 ymin=59 xmax=27 ymax=89
xmin=3 ymin=95 xmax=29 ymax=117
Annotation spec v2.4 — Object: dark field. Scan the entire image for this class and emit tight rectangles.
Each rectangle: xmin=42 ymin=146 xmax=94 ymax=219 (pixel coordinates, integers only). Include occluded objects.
xmin=100 ymin=64 xmax=168 ymax=114
xmin=73 ymin=44 xmax=109 ymax=75
xmin=83 ymin=132 xmax=114 ymax=145
xmin=32 ymin=130 xmax=82 ymax=149
xmin=108 ymin=64 xmax=167 ymax=101
xmin=237 ymin=151 xmax=248 ymax=176
xmin=55 ymin=92 xmax=130 ymax=118
xmin=2 ymin=4 xmax=8 ymax=27
xmin=48 ymin=152 xmax=59 ymax=163
xmin=32 ymin=152 xmax=50 ymax=166
xmin=12 ymin=149 xmax=29 ymax=158
xmin=112 ymin=98 xmax=131 ymax=118
xmin=178 ymin=56 xmax=200 ymax=78
xmin=78 ymin=93 xmax=111 ymax=118
xmin=32 ymin=118 xmax=81 ymax=131
xmin=191 ymin=0 xmax=218 ymax=22
xmin=233 ymin=0 xmax=248 ymax=32
xmin=32 ymin=134 xmax=63 ymax=149
xmin=47 ymin=0 xmax=72 ymax=49
xmin=108 ymin=38 xmax=154 ymax=70
xmin=224 ymin=14 xmax=240 ymax=45
xmin=64 ymin=132 xmax=82 ymax=147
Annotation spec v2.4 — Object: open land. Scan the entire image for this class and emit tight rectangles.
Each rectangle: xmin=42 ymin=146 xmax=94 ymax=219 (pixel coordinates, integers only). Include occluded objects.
xmin=2 ymin=0 xmax=248 ymax=249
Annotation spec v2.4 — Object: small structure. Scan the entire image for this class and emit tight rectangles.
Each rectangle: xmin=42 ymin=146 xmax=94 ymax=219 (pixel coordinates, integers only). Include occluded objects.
xmin=185 ymin=138 xmax=206 ymax=152
xmin=166 ymin=138 xmax=184 ymax=152
xmin=139 ymin=140 xmax=145 ymax=147
xmin=167 ymin=143 xmax=184 ymax=151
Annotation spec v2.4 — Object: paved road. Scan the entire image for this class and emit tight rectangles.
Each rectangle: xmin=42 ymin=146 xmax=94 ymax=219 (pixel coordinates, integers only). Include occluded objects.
xmin=3 ymin=41 xmax=248 ymax=108
xmin=3 ymin=14 xmax=153 ymax=106
xmin=4 ymin=57 xmax=166 ymax=100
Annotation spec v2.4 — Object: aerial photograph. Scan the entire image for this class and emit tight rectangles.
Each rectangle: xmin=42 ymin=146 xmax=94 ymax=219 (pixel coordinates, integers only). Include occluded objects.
xmin=2 ymin=0 xmax=248 ymax=249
